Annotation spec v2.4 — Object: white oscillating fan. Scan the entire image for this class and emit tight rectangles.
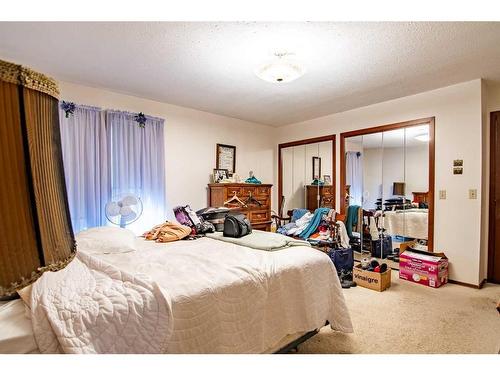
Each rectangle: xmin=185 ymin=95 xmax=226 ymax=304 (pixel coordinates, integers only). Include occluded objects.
xmin=105 ymin=195 xmax=143 ymax=228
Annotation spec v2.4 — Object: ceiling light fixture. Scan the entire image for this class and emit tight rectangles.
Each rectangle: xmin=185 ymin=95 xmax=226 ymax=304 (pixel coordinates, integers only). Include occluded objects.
xmin=415 ymin=134 xmax=430 ymax=142
xmin=255 ymin=52 xmax=305 ymax=83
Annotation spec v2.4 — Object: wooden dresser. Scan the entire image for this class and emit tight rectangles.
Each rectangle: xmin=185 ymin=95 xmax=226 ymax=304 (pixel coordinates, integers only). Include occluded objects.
xmin=305 ymin=185 xmax=334 ymax=211
xmin=208 ymin=183 xmax=272 ymax=231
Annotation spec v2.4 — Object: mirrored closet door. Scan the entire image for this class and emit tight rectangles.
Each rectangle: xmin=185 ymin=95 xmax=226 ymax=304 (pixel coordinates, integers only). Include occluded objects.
xmin=340 ymin=118 xmax=434 ymax=268
xmin=278 ymin=135 xmax=335 ymax=219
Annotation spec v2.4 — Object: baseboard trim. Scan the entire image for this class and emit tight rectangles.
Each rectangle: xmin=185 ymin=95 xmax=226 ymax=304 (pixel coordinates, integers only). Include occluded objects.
xmin=448 ymin=279 xmax=486 ymax=289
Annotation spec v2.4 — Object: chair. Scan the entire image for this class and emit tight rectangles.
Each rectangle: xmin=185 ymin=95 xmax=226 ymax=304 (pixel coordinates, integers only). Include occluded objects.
xmin=271 ymin=196 xmax=293 ymax=229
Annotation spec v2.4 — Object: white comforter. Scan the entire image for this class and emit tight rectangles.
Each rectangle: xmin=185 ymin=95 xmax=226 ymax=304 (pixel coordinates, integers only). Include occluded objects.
xmin=382 ymin=209 xmax=428 ymax=239
xmin=87 ymin=237 xmax=353 ymax=353
xmin=30 ymin=251 xmax=173 ymax=354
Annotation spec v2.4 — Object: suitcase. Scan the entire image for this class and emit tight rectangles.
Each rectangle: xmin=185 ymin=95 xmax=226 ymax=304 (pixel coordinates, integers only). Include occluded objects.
xmin=328 ymin=248 xmax=354 ymax=274
xmin=371 ymin=235 xmax=393 ymax=259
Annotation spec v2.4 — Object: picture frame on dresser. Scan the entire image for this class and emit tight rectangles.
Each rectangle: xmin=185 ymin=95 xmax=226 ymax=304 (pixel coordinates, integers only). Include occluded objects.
xmin=213 ymin=168 xmax=228 ymax=183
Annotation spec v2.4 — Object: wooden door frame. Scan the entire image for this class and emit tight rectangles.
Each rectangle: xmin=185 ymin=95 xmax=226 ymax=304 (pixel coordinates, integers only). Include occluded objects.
xmin=278 ymin=135 xmax=336 ymax=216
xmin=488 ymin=111 xmax=500 ymax=282
xmin=340 ymin=117 xmax=435 ymax=251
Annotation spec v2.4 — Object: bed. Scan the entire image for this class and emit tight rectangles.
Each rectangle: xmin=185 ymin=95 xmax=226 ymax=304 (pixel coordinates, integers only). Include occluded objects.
xmin=382 ymin=209 xmax=428 ymax=240
xmin=0 ymin=229 xmax=353 ymax=354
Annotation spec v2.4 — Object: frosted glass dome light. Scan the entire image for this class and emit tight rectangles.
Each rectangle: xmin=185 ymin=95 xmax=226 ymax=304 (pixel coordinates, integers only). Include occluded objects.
xmin=255 ymin=52 xmax=305 ymax=83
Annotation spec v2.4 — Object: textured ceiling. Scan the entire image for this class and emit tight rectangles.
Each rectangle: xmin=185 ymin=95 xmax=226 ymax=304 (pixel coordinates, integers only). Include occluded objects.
xmin=1 ymin=22 xmax=500 ymax=126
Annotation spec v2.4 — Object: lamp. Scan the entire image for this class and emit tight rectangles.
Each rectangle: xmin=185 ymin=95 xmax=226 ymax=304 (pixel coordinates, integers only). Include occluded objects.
xmin=255 ymin=52 xmax=305 ymax=83
xmin=0 ymin=59 xmax=75 ymax=298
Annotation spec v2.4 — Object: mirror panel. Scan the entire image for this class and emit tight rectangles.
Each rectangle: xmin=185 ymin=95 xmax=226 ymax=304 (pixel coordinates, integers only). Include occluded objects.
xmin=342 ymin=118 xmax=434 ymax=265
xmin=381 ymin=128 xmax=406 ymax=258
xmin=279 ymin=138 xmax=334 ymax=219
xmin=404 ymin=124 xmax=430 ymax=245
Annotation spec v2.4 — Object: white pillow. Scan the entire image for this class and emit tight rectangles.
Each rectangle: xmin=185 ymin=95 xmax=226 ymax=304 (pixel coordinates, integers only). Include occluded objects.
xmin=76 ymin=226 xmax=137 ymax=254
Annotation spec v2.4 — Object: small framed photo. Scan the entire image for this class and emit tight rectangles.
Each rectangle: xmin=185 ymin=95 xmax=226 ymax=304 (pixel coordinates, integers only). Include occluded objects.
xmin=453 ymin=159 xmax=463 ymax=167
xmin=453 ymin=167 xmax=463 ymax=175
xmin=312 ymin=156 xmax=322 ymax=180
xmin=323 ymin=175 xmax=332 ymax=185
xmin=213 ymin=169 xmax=229 ymax=183
xmin=216 ymin=144 xmax=236 ymax=175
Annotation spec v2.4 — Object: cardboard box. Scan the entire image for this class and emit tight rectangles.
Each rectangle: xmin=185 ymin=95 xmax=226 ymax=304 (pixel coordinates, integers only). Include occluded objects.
xmin=353 ymin=264 xmax=392 ymax=292
xmin=399 ymin=248 xmax=448 ymax=288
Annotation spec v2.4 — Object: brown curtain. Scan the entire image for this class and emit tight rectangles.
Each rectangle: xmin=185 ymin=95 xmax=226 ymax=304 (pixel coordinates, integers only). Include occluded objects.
xmin=0 ymin=60 xmax=75 ymax=298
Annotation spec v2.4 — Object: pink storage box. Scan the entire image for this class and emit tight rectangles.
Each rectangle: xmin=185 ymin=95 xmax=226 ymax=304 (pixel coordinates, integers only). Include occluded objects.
xmin=399 ymin=248 xmax=448 ymax=288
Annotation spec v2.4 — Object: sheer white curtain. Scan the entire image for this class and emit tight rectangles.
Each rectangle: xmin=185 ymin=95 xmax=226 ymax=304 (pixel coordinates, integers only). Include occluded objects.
xmin=59 ymin=105 xmax=110 ymax=233
xmin=346 ymin=151 xmax=363 ymax=206
xmin=106 ymin=110 xmax=166 ymax=233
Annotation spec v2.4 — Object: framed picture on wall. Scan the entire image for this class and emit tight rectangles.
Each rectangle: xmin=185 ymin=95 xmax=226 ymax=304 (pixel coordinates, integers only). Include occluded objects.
xmin=312 ymin=157 xmax=321 ymax=180
xmin=323 ymin=175 xmax=331 ymax=185
xmin=216 ymin=144 xmax=236 ymax=175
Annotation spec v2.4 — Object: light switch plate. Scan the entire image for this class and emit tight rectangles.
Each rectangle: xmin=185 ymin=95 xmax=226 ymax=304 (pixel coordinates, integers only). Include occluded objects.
xmin=469 ymin=189 xmax=477 ymax=199
xmin=439 ymin=190 xmax=446 ymax=199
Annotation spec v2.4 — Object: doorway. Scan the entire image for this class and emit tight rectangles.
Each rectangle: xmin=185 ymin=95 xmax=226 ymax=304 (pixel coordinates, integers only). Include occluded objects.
xmin=488 ymin=111 xmax=500 ymax=283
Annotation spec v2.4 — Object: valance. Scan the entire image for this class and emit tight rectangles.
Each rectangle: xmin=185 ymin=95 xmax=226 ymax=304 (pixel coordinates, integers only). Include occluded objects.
xmin=0 ymin=59 xmax=59 ymax=99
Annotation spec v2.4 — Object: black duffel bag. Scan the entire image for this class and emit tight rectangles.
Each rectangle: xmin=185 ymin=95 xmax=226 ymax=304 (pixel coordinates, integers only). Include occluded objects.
xmin=223 ymin=213 xmax=252 ymax=238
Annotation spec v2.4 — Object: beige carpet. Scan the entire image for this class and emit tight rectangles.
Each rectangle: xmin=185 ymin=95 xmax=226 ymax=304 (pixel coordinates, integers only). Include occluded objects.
xmin=298 ymin=271 xmax=500 ymax=354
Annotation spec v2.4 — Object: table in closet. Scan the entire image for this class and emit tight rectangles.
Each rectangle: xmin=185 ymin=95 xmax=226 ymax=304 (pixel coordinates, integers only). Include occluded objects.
xmin=207 ymin=183 xmax=272 ymax=231
xmin=305 ymin=185 xmax=335 ymax=211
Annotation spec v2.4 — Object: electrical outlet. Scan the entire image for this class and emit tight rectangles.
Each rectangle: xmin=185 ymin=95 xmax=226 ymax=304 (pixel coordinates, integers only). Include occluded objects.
xmin=439 ymin=190 xmax=446 ymax=199
xmin=469 ymin=189 xmax=477 ymax=199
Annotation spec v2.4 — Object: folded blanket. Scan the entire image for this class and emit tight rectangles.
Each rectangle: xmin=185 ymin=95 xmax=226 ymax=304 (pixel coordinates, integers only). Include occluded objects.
xmin=206 ymin=230 xmax=311 ymax=251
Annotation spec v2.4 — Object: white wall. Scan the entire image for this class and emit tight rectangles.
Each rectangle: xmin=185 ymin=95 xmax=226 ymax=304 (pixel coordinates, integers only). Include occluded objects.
xmin=58 ymin=81 xmax=276 ymax=219
xmin=275 ymin=80 xmax=484 ymax=286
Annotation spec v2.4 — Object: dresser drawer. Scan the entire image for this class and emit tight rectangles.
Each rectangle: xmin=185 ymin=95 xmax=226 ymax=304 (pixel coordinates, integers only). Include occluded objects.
xmin=252 ymin=223 xmax=271 ymax=232
xmin=249 ymin=210 xmax=270 ymax=223
xmin=321 ymin=196 xmax=335 ymax=208
xmin=255 ymin=186 xmax=270 ymax=196
xmin=225 ymin=187 xmax=242 ymax=199
xmin=321 ymin=186 xmax=334 ymax=196
xmin=240 ymin=186 xmax=255 ymax=197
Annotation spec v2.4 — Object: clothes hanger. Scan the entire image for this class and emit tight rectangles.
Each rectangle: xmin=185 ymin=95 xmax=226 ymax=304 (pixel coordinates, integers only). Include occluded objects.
xmin=244 ymin=191 xmax=262 ymax=206
xmin=224 ymin=191 xmax=247 ymax=207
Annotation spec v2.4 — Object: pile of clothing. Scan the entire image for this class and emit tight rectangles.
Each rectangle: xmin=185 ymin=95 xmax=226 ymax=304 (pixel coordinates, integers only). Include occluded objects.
xmin=277 ymin=208 xmax=350 ymax=247
xmin=143 ymin=221 xmax=192 ymax=242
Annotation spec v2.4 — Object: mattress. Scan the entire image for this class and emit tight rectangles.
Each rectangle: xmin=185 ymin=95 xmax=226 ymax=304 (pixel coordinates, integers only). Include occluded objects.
xmin=0 ymin=236 xmax=352 ymax=353
xmin=0 ymin=300 xmax=37 ymax=354
xmin=382 ymin=209 xmax=428 ymax=240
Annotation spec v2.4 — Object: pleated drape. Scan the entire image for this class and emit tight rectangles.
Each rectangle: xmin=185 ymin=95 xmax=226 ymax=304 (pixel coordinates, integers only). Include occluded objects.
xmin=59 ymin=105 xmax=109 ymax=233
xmin=106 ymin=110 xmax=166 ymax=233
xmin=0 ymin=60 xmax=75 ymax=297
